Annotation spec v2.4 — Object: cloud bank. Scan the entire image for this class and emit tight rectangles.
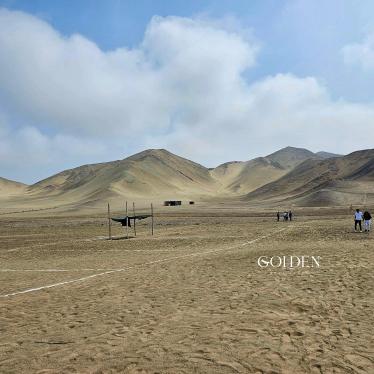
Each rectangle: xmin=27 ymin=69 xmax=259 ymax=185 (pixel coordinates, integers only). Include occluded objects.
xmin=342 ymin=33 xmax=374 ymax=71
xmin=0 ymin=8 xmax=374 ymax=183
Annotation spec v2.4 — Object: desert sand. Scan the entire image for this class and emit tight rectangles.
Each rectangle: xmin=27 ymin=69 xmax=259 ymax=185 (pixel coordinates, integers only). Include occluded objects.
xmin=0 ymin=203 xmax=373 ymax=373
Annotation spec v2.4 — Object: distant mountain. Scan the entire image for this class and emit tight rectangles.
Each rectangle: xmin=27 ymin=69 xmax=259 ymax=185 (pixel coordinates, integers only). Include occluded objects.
xmin=0 ymin=177 xmax=27 ymax=197
xmin=265 ymin=146 xmax=316 ymax=169
xmin=210 ymin=146 xmax=332 ymax=194
xmin=28 ymin=149 xmax=219 ymax=207
xmin=210 ymin=157 xmax=286 ymax=194
xmin=28 ymin=146 xmax=327 ymax=205
xmin=2 ymin=146 xmax=371 ymax=209
xmin=316 ymin=151 xmax=342 ymax=159
xmin=245 ymin=149 xmax=374 ymax=206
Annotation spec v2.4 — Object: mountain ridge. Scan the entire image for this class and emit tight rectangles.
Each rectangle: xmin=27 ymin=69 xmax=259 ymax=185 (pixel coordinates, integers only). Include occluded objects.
xmin=245 ymin=148 xmax=374 ymax=206
xmin=3 ymin=146 xmax=372 ymax=209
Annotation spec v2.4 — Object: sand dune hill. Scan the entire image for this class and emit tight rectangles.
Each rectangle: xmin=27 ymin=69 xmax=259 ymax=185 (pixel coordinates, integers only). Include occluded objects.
xmin=0 ymin=177 xmax=27 ymax=197
xmin=26 ymin=149 xmax=219 ymax=208
xmin=27 ymin=146 xmax=325 ymax=207
xmin=210 ymin=157 xmax=287 ymax=194
xmin=264 ymin=146 xmax=317 ymax=169
xmin=246 ymin=149 xmax=374 ymax=206
xmin=1 ymin=146 xmax=365 ymax=210
xmin=209 ymin=146 xmax=335 ymax=195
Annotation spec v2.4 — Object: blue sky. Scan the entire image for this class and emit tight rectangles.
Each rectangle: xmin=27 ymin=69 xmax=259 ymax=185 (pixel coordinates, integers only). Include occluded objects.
xmin=1 ymin=1 xmax=283 ymax=50
xmin=0 ymin=1 xmax=374 ymax=183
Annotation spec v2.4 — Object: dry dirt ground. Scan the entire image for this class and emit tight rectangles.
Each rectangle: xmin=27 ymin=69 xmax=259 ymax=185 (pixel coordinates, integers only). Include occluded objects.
xmin=0 ymin=206 xmax=373 ymax=374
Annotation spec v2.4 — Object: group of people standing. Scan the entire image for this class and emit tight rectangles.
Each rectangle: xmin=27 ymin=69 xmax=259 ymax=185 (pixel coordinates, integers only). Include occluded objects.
xmin=277 ymin=210 xmax=293 ymax=222
xmin=275 ymin=208 xmax=371 ymax=233
xmin=354 ymin=209 xmax=372 ymax=233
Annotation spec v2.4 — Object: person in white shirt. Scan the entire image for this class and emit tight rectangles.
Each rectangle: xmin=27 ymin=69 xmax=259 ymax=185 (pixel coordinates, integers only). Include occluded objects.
xmin=354 ymin=209 xmax=363 ymax=232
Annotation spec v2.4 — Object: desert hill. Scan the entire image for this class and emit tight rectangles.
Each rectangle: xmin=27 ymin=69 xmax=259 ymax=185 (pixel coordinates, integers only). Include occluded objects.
xmin=316 ymin=151 xmax=342 ymax=159
xmin=246 ymin=149 xmax=374 ymax=206
xmin=26 ymin=149 xmax=219 ymax=208
xmin=2 ymin=146 xmax=368 ymax=211
xmin=29 ymin=146 xmax=329 ymax=204
xmin=209 ymin=146 xmax=339 ymax=195
xmin=210 ymin=157 xmax=286 ymax=194
xmin=0 ymin=177 xmax=27 ymax=197
xmin=264 ymin=146 xmax=316 ymax=169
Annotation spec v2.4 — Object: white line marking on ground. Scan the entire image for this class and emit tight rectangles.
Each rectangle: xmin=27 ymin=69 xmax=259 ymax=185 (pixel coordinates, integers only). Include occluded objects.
xmin=0 ymin=269 xmax=119 ymax=272
xmin=0 ymin=227 xmax=289 ymax=298
xmin=0 ymin=234 xmax=61 ymax=238
xmin=6 ymin=238 xmax=94 ymax=252
xmin=3 ymin=249 xmax=183 ymax=252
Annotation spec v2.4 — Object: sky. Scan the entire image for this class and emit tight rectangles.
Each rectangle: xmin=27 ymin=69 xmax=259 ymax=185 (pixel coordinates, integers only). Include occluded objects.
xmin=0 ymin=0 xmax=374 ymax=183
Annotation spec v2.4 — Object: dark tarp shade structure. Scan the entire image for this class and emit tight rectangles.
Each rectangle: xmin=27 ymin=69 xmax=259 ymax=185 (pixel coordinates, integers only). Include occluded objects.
xmin=111 ymin=215 xmax=151 ymax=227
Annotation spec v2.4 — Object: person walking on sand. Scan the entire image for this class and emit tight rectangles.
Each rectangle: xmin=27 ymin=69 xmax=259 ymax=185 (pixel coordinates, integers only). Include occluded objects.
xmin=289 ymin=210 xmax=293 ymax=221
xmin=354 ymin=208 xmax=363 ymax=232
xmin=277 ymin=211 xmax=280 ymax=222
xmin=363 ymin=210 xmax=372 ymax=232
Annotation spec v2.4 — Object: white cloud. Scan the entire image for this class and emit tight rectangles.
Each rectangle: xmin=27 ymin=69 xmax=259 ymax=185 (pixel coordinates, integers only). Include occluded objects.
xmin=147 ymin=73 xmax=374 ymax=165
xmin=0 ymin=123 xmax=109 ymax=181
xmin=0 ymin=8 xmax=374 ymax=182
xmin=342 ymin=33 xmax=374 ymax=71
xmin=0 ymin=9 xmax=258 ymax=137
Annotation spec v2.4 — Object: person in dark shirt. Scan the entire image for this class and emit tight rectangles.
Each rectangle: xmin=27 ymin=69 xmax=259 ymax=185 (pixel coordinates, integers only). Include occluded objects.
xmin=277 ymin=211 xmax=280 ymax=221
xmin=363 ymin=211 xmax=372 ymax=232
xmin=289 ymin=210 xmax=293 ymax=221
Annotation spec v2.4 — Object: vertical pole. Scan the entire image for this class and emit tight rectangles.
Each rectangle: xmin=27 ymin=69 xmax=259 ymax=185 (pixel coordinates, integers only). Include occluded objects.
xmin=151 ymin=203 xmax=154 ymax=236
xmin=108 ymin=203 xmax=112 ymax=240
xmin=126 ymin=201 xmax=129 ymax=239
xmin=133 ymin=202 xmax=137 ymax=237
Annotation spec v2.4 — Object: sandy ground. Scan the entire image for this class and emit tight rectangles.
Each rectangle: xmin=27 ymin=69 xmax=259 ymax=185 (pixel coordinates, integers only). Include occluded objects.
xmin=0 ymin=206 xmax=373 ymax=373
